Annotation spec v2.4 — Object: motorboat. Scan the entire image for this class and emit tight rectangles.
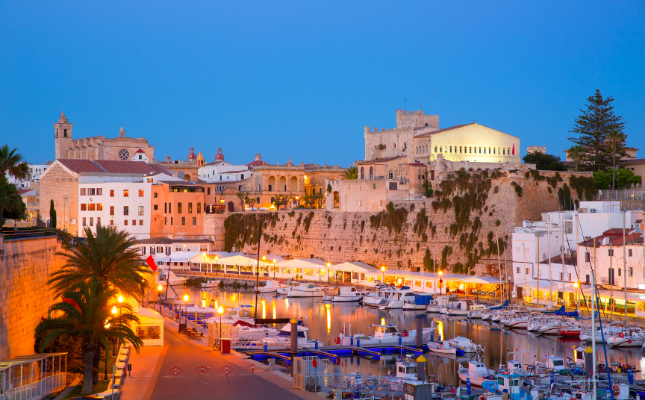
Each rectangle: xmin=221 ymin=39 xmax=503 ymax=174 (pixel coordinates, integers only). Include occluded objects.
xmin=443 ymin=299 xmax=479 ymax=316
xmin=426 ymin=300 xmax=441 ymax=313
xmin=403 ymin=293 xmax=434 ymax=311
xmin=200 ymin=279 xmax=220 ymax=288
xmin=325 ymin=286 xmax=364 ymax=302
xmin=378 ymin=288 xmax=416 ymax=310
xmin=158 ymin=270 xmax=188 ymax=286
xmin=505 ymin=315 xmax=530 ymax=330
xmin=286 ymin=283 xmax=324 ymax=297
xmin=229 ymin=320 xmax=280 ymax=340
xmin=243 ymin=318 xmax=320 ymax=350
xmin=426 ymin=340 xmax=457 ymax=355
xmin=608 ymin=329 xmax=645 ymax=348
xmin=467 ymin=304 xmax=488 ymax=319
xmin=536 ymin=320 xmax=561 ymax=335
xmin=363 ymin=285 xmax=399 ymax=308
xmin=557 ymin=323 xmax=582 ymax=337
xmin=457 ymin=359 xmax=496 ymax=386
xmin=338 ymin=323 xmax=433 ymax=347
xmin=259 ymin=280 xmax=288 ymax=293
xmin=448 ymin=336 xmax=483 ymax=353
xmin=205 ymin=305 xmax=255 ymax=325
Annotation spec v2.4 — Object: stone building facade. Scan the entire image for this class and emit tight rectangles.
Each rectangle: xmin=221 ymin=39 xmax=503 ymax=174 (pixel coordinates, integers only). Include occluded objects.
xmin=54 ymin=112 xmax=155 ymax=161
xmin=0 ymin=235 xmax=66 ymax=360
xmin=150 ymin=181 xmax=209 ymax=239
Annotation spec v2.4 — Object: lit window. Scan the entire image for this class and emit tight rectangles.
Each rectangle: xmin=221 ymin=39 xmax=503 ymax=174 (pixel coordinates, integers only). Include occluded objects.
xmin=88 ymin=204 xmax=96 ymax=211
xmin=97 ymin=204 xmax=103 ymax=211
xmin=188 ymin=203 xmax=193 ymax=213
xmin=197 ymin=203 xmax=201 ymax=213
xmin=138 ymin=206 xmax=144 ymax=216
xmin=139 ymin=189 xmax=144 ymax=197
xmin=177 ymin=203 xmax=182 ymax=213
xmin=154 ymin=192 xmax=158 ymax=198
xmin=110 ymin=190 xmax=114 ymax=197
xmin=81 ymin=204 xmax=87 ymax=211
xmin=124 ymin=189 xmax=129 ymax=197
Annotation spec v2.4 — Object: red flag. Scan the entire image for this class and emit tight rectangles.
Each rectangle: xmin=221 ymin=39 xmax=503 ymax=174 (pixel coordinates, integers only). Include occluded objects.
xmin=146 ymin=255 xmax=158 ymax=271
xmin=512 ymin=144 xmax=515 ymax=155
xmin=63 ymin=298 xmax=80 ymax=309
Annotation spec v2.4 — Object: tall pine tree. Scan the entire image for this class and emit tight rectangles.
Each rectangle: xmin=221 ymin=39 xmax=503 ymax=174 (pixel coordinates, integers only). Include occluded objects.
xmin=50 ymin=199 xmax=57 ymax=229
xmin=568 ymin=89 xmax=627 ymax=171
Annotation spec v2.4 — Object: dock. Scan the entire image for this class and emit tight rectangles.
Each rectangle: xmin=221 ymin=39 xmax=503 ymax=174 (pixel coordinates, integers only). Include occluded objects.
xmin=242 ymin=344 xmax=428 ymax=364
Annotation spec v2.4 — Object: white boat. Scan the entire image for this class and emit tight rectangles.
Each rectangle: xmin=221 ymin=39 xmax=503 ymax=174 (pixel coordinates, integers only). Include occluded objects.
xmin=403 ymin=293 xmax=435 ymax=311
xmin=339 ymin=323 xmax=433 ymax=346
xmin=259 ymin=280 xmax=288 ymax=293
xmin=323 ymin=286 xmax=364 ymax=302
xmin=537 ymin=320 xmax=561 ymax=335
xmin=205 ymin=305 xmax=255 ymax=325
xmin=286 ymin=283 xmax=324 ymax=297
xmin=378 ymin=288 xmax=416 ymax=310
xmin=229 ymin=320 xmax=280 ymax=340
xmin=200 ymin=279 xmax=220 ymax=288
xmin=363 ymin=285 xmax=398 ymax=308
xmin=448 ymin=336 xmax=483 ymax=353
xmin=468 ymin=304 xmax=488 ymax=319
xmin=239 ymin=318 xmax=320 ymax=350
xmin=426 ymin=300 xmax=441 ymax=313
xmin=442 ymin=299 xmax=478 ymax=316
xmin=158 ymin=270 xmax=188 ymax=286
xmin=608 ymin=329 xmax=645 ymax=348
xmin=505 ymin=315 xmax=530 ymax=329
xmin=427 ymin=340 xmax=457 ymax=355
xmin=457 ymin=359 xmax=496 ymax=386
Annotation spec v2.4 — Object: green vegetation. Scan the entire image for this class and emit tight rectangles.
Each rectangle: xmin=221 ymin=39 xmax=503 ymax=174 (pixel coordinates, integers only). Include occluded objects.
xmin=522 ymin=152 xmax=566 ymax=171
xmin=369 ymin=201 xmax=409 ymax=234
xmin=593 ymin=169 xmax=641 ymax=190
xmin=510 ymin=181 xmax=522 ymax=197
xmin=342 ymin=166 xmax=358 ymax=180
xmin=50 ymin=199 xmax=57 ymax=229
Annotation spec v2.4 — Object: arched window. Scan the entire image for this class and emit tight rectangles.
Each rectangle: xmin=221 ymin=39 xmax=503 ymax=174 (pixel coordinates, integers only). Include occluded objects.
xmin=361 ymin=167 xmax=364 ymax=179
xmin=439 ymin=146 xmax=442 ymax=153
xmin=488 ymin=147 xmax=491 ymax=154
xmin=493 ymin=148 xmax=495 ymax=155
xmin=449 ymin=146 xmax=452 ymax=153
xmin=369 ymin=166 xmax=373 ymax=179
xmin=479 ymin=147 xmax=481 ymax=154
xmin=498 ymin=147 xmax=501 ymax=155
xmin=502 ymin=148 xmax=505 ymax=155
xmin=459 ymin=146 xmax=462 ymax=153
xmin=434 ymin=146 xmax=437 ymax=153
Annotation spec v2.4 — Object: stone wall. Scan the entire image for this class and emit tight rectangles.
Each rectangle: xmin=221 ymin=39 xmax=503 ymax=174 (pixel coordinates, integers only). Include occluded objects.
xmin=0 ymin=235 xmax=67 ymax=361
xmin=204 ymin=213 xmax=226 ymax=250
xmin=223 ymin=171 xmax=591 ymax=275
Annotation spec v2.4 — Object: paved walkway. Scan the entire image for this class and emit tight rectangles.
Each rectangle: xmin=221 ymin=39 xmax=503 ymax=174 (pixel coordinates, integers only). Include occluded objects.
xmin=122 ymin=308 xmax=322 ymax=400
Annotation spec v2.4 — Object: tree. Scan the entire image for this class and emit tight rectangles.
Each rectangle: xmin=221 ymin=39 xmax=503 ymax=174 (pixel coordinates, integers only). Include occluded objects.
xmin=50 ymin=199 xmax=57 ymax=229
xmin=244 ymin=195 xmax=257 ymax=210
xmin=522 ymin=152 xmax=566 ymax=171
xmin=236 ymin=191 xmax=248 ymax=212
xmin=0 ymin=176 xmax=22 ymax=228
xmin=0 ymin=144 xmax=30 ymax=181
xmin=273 ymin=193 xmax=293 ymax=210
xmin=593 ymin=168 xmax=641 ymax=190
xmin=567 ymin=145 xmax=585 ymax=172
xmin=342 ymin=166 xmax=358 ymax=180
xmin=35 ymin=278 xmax=143 ymax=394
xmin=606 ymin=129 xmax=627 ymax=189
xmin=311 ymin=192 xmax=324 ymax=209
xmin=49 ymin=224 xmax=150 ymax=298
xmin=568 ymin=89 xmax=627 ymax=171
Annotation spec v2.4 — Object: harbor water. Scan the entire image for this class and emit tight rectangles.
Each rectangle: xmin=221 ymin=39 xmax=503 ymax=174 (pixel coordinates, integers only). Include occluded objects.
xmin=180 ymin=288 xmax=645 ymax=385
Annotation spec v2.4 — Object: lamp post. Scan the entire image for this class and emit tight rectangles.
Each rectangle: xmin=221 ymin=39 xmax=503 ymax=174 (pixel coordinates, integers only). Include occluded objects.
xmin=327 ymin=262 xmax=331 ymax=284
xmin=218 ymin=306 xmax=224 ymax=341
xmin=157 ymin=284 xmax=163 ymax=314
xmin=573 ymin=282 xmax=579 ymax=311
xmin=104 ymin=321 xmax=111 ymax=380
xmin=183 ymin=294 xmax=189 ymax=325
xmin=439 ymin=271 xmax=443 ymax=295
xmin=273 ymin=259 xmax=276 ymax=280
xmin=381 ymin=266 xmax=386 ymax=285
xmin=111 ymin=306 xmax=118 ymax=357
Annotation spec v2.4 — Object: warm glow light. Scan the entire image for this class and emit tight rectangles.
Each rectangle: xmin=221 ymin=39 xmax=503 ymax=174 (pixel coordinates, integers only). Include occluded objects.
xmin=157 ymin=284 xmax=163 ymax=291
xmin=215 ymin=255 xmax=219 ymax=260
xmin=218 ymin=306 xmax=224 ymax=314
xmin=111 ymin=306 xmax=118 ymax=315
xmin=118 ymin=295 xmax=124 ymax=303
xmin=326 ymin=262 xmax=331 ymax=268
xmin=183 ymin=294 xmax=189 ymax=302
xmin=397 ymin=278 xmax=402 ymax=285
xmin=273 ymin=259 xmax=276 ymax=263
xmin=262 ymin=300 xmax=266 ymax=319
xmin=438 ymin=271 xmax=443 ymax=276
xmin=105 ymin=323 xmax=111 ymax=329
xmin=273 ymin=304 xmax=276 ymax=320
xmin=573 ymin=282 xmax=579 ymax=288
xmin=381 ymin=318 xmax=385 ymax=325
xmin=215 ymin=300 xmax=218 ymax=309
xmin=202 ymin=300 xmax=206 ymax=308
xmin=326 ymin=308 xmax=331 ymax=333
xmin=262 ymin=255 xmax=266 ymax=261
xmin=381 ymin=266 xmax=385 ymax=272
xmin=437 ymin=320 xmax=444 ymax=341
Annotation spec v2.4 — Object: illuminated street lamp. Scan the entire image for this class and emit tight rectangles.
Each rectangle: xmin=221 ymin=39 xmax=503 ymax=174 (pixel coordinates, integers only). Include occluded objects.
xmin=111 ymin=306 xmax=118 ymax=315
xmin=438 ymin=271 xmax=444 ymax=295
xmin=218 ymin=306 xmax=224 ymax=342
xmin=157 ymin=284 xmax=163 ymax=314
xmin=273 ymin=259 xmax=277 ymax=279
xmin=327 ymin=262 xmax=332 ymax=283
xmin=381 ymin=266 xmax=386 ymax=285
xmin=183 ymin=294 xmax=189 ymax=324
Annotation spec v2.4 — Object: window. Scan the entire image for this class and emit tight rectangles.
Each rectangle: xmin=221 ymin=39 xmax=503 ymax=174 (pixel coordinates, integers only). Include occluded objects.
xmin=197 ymin=203 xmax=201 ymax=213
xmin=609 ymin=249 xmax=614 ymax=256
xmin=124 ymin=206 xmax=129 ymax=216
xmin=97 ymin=203 xmax=103 ymax=211
xmin=182 ymin=217 xmax=185 ymax=225
xmin=138 ymin=206 xmax=144 ymax=216
xmin=110 ymin=220 xmax=114 ymax=226
xmin=207 ymin=188 xmax=211 ymax=195
xmin=169 ymin=203 xmax=172 ymax=213
xmin=526 ymin=268 xmax=529 ymax=274
xmin=81 ymin=204 xmax=87 ymax=211
xmin=178 ymin=203 xmax=182 ymax=213
xmin=89 ymin=217 xmax=93 ymax=226
xmin=124 ymin=220 xmax=128 ymax=226
xmin=110 ymin=206 xmax=114 ymax=216
xmin=193 ymin=217 xmax=197 ymax=225
xmin=140 ymin=220 xmax=143 ymax=226
xmin=139 ymin=189 xmax=144 ymax=197
xmin=124 ymin=189 xmax=129 ymax=197
xmin=164 ymin=217 xmax=167 ymax=225
xmin=89 ymin=188 xmax=96 ymax=196
xmin=110 ymin=190 xmax=114 ymax=197
xmin=171 ymin=217 xmax=173 ymax=225
xmin=628 ymin=249 xmax=633 ymax=257
xmin=241 ymin=174 xmax=244 ymax=179
xmin=80 ymin=188 xmax=87 ymax=196
xmin=97 ymin=188 xmax=102 ymax=195
xmin=516 ymin=267 xmax=520 ymax=273
xmin=153 ymin=192 xmax=158 ymax=198
xmin=618 ymin=268 xmax=621 ymax=276
xmin=132 ymin=220 xmax=136 ymax=226
xmin=154 ymin=204 xmax=158 ymax=210
xmin=188 ymin=203 xmax=193 ymax=213
xmin=82 ymin=217 xmax=86 ymax=226
xmin=88 ymin=204 xmax=96 ymax=211
xmin=630 ymin=267 xmax=634 ymax=277
xmin=585 ymin=252 xmax=590 ymax=262
xmin=164 ymin=203 xmax=167 ymax=213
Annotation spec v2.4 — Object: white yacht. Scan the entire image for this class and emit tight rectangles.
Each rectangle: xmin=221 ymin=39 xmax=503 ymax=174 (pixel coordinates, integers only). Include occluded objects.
xmin=339 ymin=323 xmax=433 ymax=346
xmin=286 ymin=283 xmax=324 ymax=297
xmin=467 ymin=304 xmax=488 ymax=319
xmin=426 ymin=299 xmax=441 ymax=313
xmin=457 ymin=359 xmax=496 ymax=386
xmin=363 ymin=286 xmax=399 ymax=308
xmin=259 ymin=280 xmax=288 ymax=293
xmin=426 ymin=340 xmax=457 ymax=355
xmin=608 ymin=329 xmax=645 ymax=348
xmin=378 ymin=288 xmax=416 ymax=310
xmin=331 ymin=286 xmax=363 ymax=302
xmin=448 ymin=336 xmax=483 ymax=353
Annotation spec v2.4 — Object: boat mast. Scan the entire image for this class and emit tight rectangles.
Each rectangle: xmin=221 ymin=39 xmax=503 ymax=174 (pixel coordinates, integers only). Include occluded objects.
xmin=560 ymin=212 xmax=566 ymax=307
xmin=592 ymin=235 xmax=597 ymax=400
xmin=537 ymin=229 xmax=540 ymax=306
xmin=547 ymin=215 xmax=553 ymax=306
xmin=623 ymin=208 xmax=627 ymax=327
xmin=496 ymin=227 xmax=502 ymax=305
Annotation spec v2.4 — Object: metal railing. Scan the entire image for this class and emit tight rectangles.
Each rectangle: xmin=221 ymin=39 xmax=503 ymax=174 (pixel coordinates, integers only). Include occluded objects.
xmin=599 ymin=189 xmax=645 ymax=201
xmin=1 ymin=228 xmax=57 ymax=241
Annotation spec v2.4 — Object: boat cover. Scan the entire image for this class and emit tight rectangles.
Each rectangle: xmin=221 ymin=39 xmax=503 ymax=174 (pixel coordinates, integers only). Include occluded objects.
xmin=489 ymin=300 xmax=509 ymax=310
xmin=414 ymin=294 xmax=435 ymax=305
xmin=541 ymin=306 xmax=579 ymax=318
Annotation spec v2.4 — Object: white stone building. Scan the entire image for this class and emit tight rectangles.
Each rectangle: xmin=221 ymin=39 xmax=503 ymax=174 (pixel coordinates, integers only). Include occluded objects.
xmin=198 ymin=160 xmax=252 ymax=183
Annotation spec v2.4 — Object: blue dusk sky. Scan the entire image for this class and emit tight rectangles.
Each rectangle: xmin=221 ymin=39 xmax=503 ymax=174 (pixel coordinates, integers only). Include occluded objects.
xmin=0 ymin=0 xmax=643 ymax=166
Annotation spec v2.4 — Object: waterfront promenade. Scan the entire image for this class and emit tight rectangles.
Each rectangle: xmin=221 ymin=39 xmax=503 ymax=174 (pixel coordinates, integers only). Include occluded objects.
xmin=121 ymin=309 xmax=322 ymax=400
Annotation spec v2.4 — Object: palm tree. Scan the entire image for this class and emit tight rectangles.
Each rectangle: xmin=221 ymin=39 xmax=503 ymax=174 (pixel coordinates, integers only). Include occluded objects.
xmin=0 ymin=176 xmax=22 ymax=228
xmin=49 ymin=224 xmax=150 ymax=298
xmin=0 ymin=144 xmax=30 ymax=181
xmin=567 ymin=145 xmax=585 ymax=172
xmin=606 ymin=129 xmax=627 ymax=190
xmin=342 ymin=166 xmax=358 ymax=180
xmin=36 ymin=278 xmax=143 ymax=394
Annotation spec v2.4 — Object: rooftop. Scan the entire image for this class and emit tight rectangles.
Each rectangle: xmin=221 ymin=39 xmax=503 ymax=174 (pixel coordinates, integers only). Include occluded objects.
xmin=57 ymin=159 xmax=171 ymax=175
xmin=136 ymin=237 xmax=214 ymax=244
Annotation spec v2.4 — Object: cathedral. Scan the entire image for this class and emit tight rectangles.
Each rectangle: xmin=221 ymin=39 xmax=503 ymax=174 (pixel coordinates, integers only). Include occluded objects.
xmin=54 ymin=112 xmax=155 ymax=161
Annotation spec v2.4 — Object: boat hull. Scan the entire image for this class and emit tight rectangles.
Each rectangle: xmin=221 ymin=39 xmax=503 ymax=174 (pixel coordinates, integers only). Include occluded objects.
xmin=457 ymin=371 xmax=494 ymax=386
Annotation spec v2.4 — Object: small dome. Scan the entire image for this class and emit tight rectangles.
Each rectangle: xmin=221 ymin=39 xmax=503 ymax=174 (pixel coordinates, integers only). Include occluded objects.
xmin=187 ymin=147 xmax=197 ymax=160
xmin=255 ymin=153 xmax=261 ymax=161
xmin=215 ymin=148 xmax=224 ymax=161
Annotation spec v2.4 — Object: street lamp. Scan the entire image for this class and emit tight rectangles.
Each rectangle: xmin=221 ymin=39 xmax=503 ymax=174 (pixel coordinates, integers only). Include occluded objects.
xmin=439 ymin=271 xmax=444 ymax=295
xmin=157 ymin=284 xmax=163 ymax=314
xmin=327 ymin=262 xmax=332 ymax=283
xmin=104 ymin=321 xmax=111 ymax=380
xmin=273 ymin=259 xmax=276 ymax=279
xmin=183 ymin=294 xmax=189 ymax=325
xmin=381 ymin=266 xmax=386 ymax=285
xmin=218 ymin=306 xmax=224 ymax=342
xmin=573 ymin=282 xmax=579 ymax=310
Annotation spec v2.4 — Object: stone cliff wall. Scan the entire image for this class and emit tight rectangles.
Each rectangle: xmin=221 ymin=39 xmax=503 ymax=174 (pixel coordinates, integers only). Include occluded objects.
xmin=0 ymin=235 xmax=67 ymax=360
xmin=222 ymin=170 xmax=594 ymax=275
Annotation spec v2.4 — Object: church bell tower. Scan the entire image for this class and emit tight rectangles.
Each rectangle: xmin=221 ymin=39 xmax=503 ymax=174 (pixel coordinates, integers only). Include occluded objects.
xmin=54 ymin=112 xmax=73 ymax=160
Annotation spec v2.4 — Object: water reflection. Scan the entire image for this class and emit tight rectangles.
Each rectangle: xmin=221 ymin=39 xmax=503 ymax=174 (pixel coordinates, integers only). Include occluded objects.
xmin=191 ymin=289 xmax=645 ymax=384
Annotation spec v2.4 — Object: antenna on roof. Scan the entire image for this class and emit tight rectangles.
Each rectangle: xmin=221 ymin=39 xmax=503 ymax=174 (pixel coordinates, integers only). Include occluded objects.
xmin=433 ymin=84 xmax=436 ymax=114
xmin=419 ymin=97 xmax=422 ymax=111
